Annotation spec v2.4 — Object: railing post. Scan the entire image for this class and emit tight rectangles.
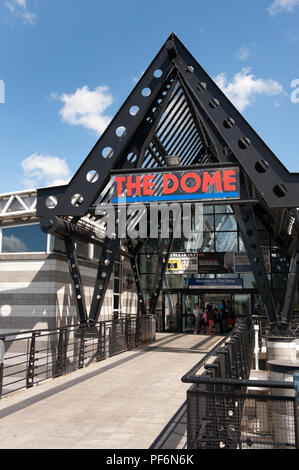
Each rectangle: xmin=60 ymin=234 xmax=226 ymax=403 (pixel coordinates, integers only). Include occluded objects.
xmin=0 ymin=338 xmax=4 ymax=398
xmin=27 ymin=331 xmax=38 ymax=388
xmin=96 ymin=323 xmax=105 ymax=361
xmin=78 ymin=332 xmax=85 ymax=369
xmin=55 ymin=328 xmax=67 ymax=377
xmin=294 ymin=373 xmax=299 ymax=449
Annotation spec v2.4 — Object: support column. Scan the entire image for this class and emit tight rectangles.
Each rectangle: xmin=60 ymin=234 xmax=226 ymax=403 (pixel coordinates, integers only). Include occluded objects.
xmin=280 ymin=237 xmax=299 ymax=329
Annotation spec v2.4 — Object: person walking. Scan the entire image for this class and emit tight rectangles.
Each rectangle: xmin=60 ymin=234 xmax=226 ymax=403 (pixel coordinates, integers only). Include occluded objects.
xmin=219 ymin=300 xmax=229 ymax=334
xmin=207 ymin=304 xmax=215 ymax=336
xmin=214 ymin=307 xmax=221 ymax=334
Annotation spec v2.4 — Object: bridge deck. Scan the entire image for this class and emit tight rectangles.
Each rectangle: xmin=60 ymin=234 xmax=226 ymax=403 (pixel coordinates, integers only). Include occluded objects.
xmin=0 ymin=333 xmax=221 ymax=449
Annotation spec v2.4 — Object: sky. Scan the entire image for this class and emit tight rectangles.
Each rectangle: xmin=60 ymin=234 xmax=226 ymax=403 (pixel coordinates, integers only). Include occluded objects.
xmin=0 ymin=0 xmax=298 ymax=194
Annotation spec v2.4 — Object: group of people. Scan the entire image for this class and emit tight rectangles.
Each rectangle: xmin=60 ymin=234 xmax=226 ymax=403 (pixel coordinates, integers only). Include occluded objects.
xmin=193 ymin=300 xmax=235 ymax=335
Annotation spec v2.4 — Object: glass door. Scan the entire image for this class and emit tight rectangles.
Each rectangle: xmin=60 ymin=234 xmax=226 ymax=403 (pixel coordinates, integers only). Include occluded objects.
xmin=182 ymin=293 xmax=204 ymax=332
xmin=163 ymin=293 xmax=181 ymax=332
xmin=233 ymin=293 xmax=251 ymax=318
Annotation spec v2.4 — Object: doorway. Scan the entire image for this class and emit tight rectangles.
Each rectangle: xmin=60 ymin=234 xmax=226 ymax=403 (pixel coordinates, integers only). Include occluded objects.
xmin=163 ymin=292 xmax=181 ymax=332
xmin=182 ymin=292 xmax=232 ymax=332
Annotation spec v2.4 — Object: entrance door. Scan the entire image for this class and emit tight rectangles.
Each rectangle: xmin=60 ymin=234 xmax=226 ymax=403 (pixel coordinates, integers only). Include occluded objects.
xmin=182 ymin=292 xmax=233 ymax=332
xmin=182 ymin=293 xmax=204 ymax=332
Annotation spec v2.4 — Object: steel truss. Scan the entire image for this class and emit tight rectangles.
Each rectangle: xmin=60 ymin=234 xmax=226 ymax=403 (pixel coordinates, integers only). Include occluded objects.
xmin=36 ymin=33 xmax=299 ymax=336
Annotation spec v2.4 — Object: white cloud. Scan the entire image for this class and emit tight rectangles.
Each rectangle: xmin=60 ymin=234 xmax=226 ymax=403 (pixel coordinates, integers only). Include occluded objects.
xmin=21 ymin=154 xmax=71 ymax=188
xmin=268 ymin=0 xmax=299 ymax=15
xmin=2 ymin=235 xmax=28 ymax=253
xmin=52 ymin=85 xmax=114 ymax=135
xmin=214 ymin=67 xmax=284 ymax=112
xmin=235 ymin=47 xmax=250 ymax=61
xmin=4 ymin=0 xmax=36 ymax=25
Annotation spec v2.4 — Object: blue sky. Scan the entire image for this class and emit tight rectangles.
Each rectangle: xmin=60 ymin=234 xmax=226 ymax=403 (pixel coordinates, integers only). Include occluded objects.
xmin=0 ymin=0 xmax=298 ymax=193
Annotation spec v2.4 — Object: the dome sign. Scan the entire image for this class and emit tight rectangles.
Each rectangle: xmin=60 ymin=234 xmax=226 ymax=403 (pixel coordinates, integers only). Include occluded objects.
xmin=111 ymin=166 xmax=240 ymax=204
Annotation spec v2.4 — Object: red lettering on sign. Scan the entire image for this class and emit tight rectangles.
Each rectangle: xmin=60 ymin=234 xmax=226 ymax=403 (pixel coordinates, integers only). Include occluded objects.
xmin=223 ymin=169 xmax=237 ymax=191
xmin=127 ymin=176 xmax=141 ymax=196
xmin=202 ymin=171 xmax=222 ymax=192
xmin=163 ymin=174 xmax=179 ymax=194
xmin=180 ymin=172 xmax=201 ymax=193
xmin=143 ymin=174 xmax=155 ymax=195
xmin=114 ymin=176 xmax=126 ymax=196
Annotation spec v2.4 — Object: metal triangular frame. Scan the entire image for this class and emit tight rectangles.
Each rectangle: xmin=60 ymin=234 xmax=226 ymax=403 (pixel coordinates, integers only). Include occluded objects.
xmin=37 ymin=33 xmax=299 ymax=336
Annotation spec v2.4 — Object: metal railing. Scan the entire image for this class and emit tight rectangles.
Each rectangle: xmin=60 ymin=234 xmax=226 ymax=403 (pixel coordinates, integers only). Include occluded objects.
xmin=251 ymin=312 xmax=299 ymax=339
xmin=181 ymin=319 xmax=298 ymax=449
xmin=0 ymin=314 xmax=155 ymax=398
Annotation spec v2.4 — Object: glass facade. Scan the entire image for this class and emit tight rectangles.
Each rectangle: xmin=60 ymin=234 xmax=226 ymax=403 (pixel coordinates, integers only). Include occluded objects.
xmin=1 ymin=224 xmax=48 ymax=253
xmin=139 ymin=204 xmax=293 ymax=326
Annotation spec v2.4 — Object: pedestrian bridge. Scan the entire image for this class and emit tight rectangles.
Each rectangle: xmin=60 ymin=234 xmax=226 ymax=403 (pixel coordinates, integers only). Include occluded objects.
xmin=0 ymin=333 xmax=222 ymax=449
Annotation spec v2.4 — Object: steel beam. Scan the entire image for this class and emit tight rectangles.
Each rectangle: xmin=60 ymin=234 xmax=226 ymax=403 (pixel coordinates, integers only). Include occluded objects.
xmin=89 ymin=237 xmax=120 ymax=326
xmin=127 ymin=238 xmax=147 ymax=316
xmin=64 ymin=239 xmax=88 ymax=325
xmin=149 ymin=237 xmax=173 ymax=316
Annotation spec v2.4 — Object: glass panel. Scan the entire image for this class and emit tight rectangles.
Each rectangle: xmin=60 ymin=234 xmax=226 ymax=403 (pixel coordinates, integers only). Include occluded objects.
xmin=140 ymin=238 xmax=160 ymax=253
xmin=140 ymin=275 xmax=154 ymax=290
xmin=215 ymin=205 xmax=233 ymax=214
xmin=76 ymin=243 xmax=89 ymax=259
xmin=193 ymin=273 xmax=216 ymax=279
xmin=201 ymin=232 xmax=215 ymax=252
xmin=240 ymin=274 xmax=255 ymax=288
xmin=203 ymin=205 xmax=214 ymax=214
xmin=93 ymin=245 xmax=102 ymax=261
xmin=113 ymin=295 xmax=120 ymax=310
xmin=163 ymin=275 xmax=189 ymax=289
xmin=215 ymin=214 xmax=237 ymax=231
xmin=203 ymin=215 xmax=214 ymax=231
xmin=233 ymin=294 xmax=251 ymax=317
xmin=2 ymin=224 xmax=47 ymax=253
xmin=139 ymin=254 xmax=158 ymax=273
xmin=164 ymin=293 xmax=180 ymax=331
xmin=239 ymin=235 xmax=245 ymax=251
xmin=215 ymin=232 xmax=238 ymax=252
xmin=183 ymin=294 xmax=201 ymax=333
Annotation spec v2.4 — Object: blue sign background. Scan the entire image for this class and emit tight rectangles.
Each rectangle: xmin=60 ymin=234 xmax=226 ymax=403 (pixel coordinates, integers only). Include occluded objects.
xmin=189 ymin=278 xmax=243 ymax=289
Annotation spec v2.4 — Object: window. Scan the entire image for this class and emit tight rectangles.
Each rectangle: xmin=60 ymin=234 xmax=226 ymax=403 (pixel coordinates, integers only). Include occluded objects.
xmin=1 ymin=224 xmax=48 ymax=253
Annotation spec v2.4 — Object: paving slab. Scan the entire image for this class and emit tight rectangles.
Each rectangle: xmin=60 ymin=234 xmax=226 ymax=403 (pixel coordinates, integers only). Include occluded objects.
xmin=0 ymin=332 xmax=222 ymax=449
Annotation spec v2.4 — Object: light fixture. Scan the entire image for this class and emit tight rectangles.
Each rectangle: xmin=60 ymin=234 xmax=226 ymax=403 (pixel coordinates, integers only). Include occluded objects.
xmin=165 ymin=155 xmax=180 ymax=166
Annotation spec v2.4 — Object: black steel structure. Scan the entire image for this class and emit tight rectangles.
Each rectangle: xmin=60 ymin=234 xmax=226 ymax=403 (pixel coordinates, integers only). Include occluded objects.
xmin=37 ymin=33 xmax=299 ymax=337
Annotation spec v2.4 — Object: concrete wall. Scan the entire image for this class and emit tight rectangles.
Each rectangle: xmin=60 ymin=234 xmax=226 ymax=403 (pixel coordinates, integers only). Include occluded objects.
xmin=0 ymin=252 xmax=127 ymax=334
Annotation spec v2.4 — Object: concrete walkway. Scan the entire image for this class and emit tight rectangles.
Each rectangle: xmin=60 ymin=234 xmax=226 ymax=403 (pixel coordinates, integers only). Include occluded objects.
xmin=0 ymin=333 xmax=222 ymax=449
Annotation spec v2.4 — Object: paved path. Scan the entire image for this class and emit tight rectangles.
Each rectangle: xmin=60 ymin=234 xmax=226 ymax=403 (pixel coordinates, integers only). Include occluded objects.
xmin=0 ymin=333 xmax=222 ymax=449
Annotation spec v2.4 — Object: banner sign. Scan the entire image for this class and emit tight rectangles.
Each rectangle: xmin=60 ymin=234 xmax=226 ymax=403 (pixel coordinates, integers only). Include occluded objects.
xmin=198 ymin=250 xmax=271 ymax=274
xmin=112 ymin=167 xmax=240 ymax=204
xmin=234 ymin=249 xmax=271 ymax=274
xmin=198 ymin=252 xmax=234 ymax=273
xmin=189 ymin=278 xmax=243 ymax=289
xmin=166 ymin=252 xmax=198 ymax=274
